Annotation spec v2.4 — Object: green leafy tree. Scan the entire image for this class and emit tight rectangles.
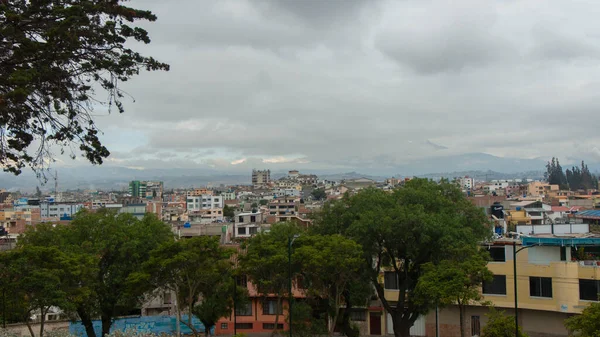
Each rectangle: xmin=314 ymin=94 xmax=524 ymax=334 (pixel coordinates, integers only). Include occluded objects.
xmin=482 ymin=307 xmax=528 ymax=337
xmin=313 ymin=179 xmax=491 ymax=337
xmin=288 ymin=301 xmax=328 ymax=337
xmin=19 ymin=210 xmax=173 ymax=337
xmin=259 ymin=199 xmax=268 ymax=206
xmin=0 ymin=246 xmax=71 ymax=337
xmin=35 ymin=186 xmax=42 ymax=198
xmin=0 ymin=0 xmax=169 ymax=175
xmin=192 ymin=279 xmax=247 ymax=337
xmin=415 ymin=247 xmax=492 ymax=337
xmin=239 ymin=222 xmax=303 ymax=336
xmin=223 ymin=204 xmax=235 ymax=218
xmin=564 ymin=302 xmax=600 ymax=337
xmin=311 ymin=188 xmax=327 ymax=201
xmin=293 ymin=234 xmax=363 ymax=335
xmin=134 ymin=236 xmax=242 ymax=337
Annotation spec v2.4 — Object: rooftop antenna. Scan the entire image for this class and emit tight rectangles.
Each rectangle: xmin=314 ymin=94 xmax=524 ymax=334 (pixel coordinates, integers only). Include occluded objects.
xmin=54 ymin=170 xmax=58 ymax=200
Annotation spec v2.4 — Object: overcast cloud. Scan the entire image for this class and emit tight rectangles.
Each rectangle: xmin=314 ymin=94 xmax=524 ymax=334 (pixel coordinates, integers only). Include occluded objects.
xmin=78 ymin=0 xmax=600 ymax=173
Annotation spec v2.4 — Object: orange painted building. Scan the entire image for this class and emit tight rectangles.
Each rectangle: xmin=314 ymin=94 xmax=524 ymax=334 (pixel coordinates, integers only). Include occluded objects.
xmin=215 ymin=275 xmax=306 ymax=335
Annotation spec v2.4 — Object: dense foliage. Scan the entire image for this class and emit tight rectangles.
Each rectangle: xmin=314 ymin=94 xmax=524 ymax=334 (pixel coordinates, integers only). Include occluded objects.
xmin=545 ymin=157 xmax=598 ymax=191
xmin=133 ymin=236 xmax=246 ymax=337
xmin=313 ymin=178 xmax=491 ymax=337
xmin=564 ymin=302 xmax=600 ymax=337
xmin=10 ymin=210 xmax=173 ymax=337
xmin=0 ymin=0 xmax=168 ymax=175
xmin=481 ymin=308 xmax=528 ymax=337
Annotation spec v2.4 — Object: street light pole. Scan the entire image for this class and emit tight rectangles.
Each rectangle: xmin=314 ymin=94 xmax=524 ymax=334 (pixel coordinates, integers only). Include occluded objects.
xmin=288 ymin=234 xmax=299 ymax=337
xmin=513 ymin=242 xmax=540 ymax=337
xmin=513 ymin=242 xmax=518 ymax=337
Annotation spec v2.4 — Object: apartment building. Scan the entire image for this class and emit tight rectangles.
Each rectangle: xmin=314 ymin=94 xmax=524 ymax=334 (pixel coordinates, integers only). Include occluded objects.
xmin=234 ymin=211 xmax=264 ymax=238
xmin=40 ymin=202 xmax=84 ymax=220
xmin=129 ymin=181 xmax=164 ymax=199
xmin=458 ymin=176 xmax=475 ymax=191
xmin=252 ymin=169 xmax=271 ymax=187
xmin=0 ymin=207 xmax=41 ymax=234
xmin=267 ymin=197 xmax=297 ymax=217
xmin=528 ymin=181 xmax=559 ymax=197
xmin=188 ymin=209 xmax=224 ymax=224
xmin=401 ymin=234 xmax=600 ymax=337
xmin=187 ymin=195 xmax=224 ymax=212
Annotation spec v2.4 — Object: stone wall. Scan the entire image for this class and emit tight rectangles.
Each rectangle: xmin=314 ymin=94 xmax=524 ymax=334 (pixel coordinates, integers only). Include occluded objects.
xmin=4 ymin=320 xmax=70 ymax=337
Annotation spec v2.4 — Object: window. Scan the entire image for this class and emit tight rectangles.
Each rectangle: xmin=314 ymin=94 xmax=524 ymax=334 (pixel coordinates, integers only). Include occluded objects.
xmin=488 ymin=247 xmax=506 ymax=262
xmin=236 ymin=275 xmax=248 ymax=287
xmin=249 ymin=227 xmax=258 ymax=235
xmin=214 ymin=198 xmax=219 ymax=202
xmin=482 ymin=275 xmax=507 ymax=295
xmin=384 ymin=271 xmax=399 ymax=290
xmin=238 ymin=227 xmax=247 ymax=235
xmin=296 ymin=275 xmax=308 ymax=290
xmin=235 ymin=302 xmax=252 ymax=316
xmin=263 ymin=323 xmax=284 ymax=330
xmin=250 ymin=216 xmax=256 ymax=222
xmin=238 ymin=216 xmax=243 ymax=223
xmin=221 ymin=323 xmax=228 ymax=330
xmin=163 ymin=292 xmax=172 ymax=304
xmin=471 ymin=316 xmax=480 ymax=337
xmin=530 ymin=277 xmax=552 ymax=298
xmin=560 ymin=247 xmax=567 ymax=261
xmin=263 ymin=299 xmax=282 ymax=315
xmin=235 ymin=323 xmax=253 ymax=330
xmin=350 ymin=310 xmax=367 ymax=321
xmin=579 ymin=279 xmax=600 ymax=301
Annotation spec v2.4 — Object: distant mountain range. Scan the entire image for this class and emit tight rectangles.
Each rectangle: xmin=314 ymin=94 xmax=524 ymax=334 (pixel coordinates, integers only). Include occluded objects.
xmin=0 ymin=152 xmax=597 ymax=192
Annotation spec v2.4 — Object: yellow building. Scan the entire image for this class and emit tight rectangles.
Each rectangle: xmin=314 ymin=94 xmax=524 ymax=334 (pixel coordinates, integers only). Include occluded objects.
xmin=504 ymin=209 xmax=532 ymax=230
xmin=528 ymin=182 xmax=559 ymax=197
xmin=417 ymin=235 xmax=600 ymax=337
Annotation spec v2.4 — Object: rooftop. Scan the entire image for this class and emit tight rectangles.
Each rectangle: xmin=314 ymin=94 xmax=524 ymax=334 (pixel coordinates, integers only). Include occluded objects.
xmin=522 ymin=233 xmax=600 ymax=247
xmin=573 ymin=209 xmax=600 ymax=220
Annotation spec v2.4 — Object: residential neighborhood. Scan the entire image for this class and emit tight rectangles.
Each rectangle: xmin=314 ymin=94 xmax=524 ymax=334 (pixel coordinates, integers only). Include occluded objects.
xmin=4 ymin=1 xmax=600 ymax=337
xmin=3 ymin=165 xmax=600 ymax=337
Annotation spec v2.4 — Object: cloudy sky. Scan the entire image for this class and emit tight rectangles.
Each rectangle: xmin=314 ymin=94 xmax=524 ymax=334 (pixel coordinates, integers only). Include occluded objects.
xmin=81 ymin=0 xmax=600 ymax=173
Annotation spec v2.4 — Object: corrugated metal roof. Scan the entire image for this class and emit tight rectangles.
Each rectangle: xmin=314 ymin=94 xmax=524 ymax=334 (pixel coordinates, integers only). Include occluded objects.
xmin=573 ymin=209 xmax=600 ymax=219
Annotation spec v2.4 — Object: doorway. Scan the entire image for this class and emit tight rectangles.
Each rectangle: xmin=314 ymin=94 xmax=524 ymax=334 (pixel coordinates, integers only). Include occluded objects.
xmin=370 ymin=312 xmax=382 ymax=335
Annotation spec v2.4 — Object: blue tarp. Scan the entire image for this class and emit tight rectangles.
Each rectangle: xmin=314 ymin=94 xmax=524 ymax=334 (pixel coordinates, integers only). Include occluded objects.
xmin=69 ymin=315 xmax=214 ymax=337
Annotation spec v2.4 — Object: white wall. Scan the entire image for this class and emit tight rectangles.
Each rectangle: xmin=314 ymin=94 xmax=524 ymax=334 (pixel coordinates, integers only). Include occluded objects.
xmin=387 ymin=313 xmax=426 ymax=336
xmin=528 ymin=246 xmax=561 ymax=265
xmin=517 ymin=224 xmax=589 ymax=235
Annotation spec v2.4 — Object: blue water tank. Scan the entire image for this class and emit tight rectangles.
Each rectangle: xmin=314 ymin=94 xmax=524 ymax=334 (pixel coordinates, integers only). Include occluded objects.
xmin=516 ymin=206 xmax=522 ymax=211
xmin=183 ymin=222 xmax=191 ymax=228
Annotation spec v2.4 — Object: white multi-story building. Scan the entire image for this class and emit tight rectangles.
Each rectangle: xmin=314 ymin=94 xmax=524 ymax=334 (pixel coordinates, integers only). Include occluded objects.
xmin=40 ymin=202 xmax=84 ymax=219
xmin=186 ymin=195 xmax=224 ymax=212
xmin=458 ymin=176 xmax=475 ymax=191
